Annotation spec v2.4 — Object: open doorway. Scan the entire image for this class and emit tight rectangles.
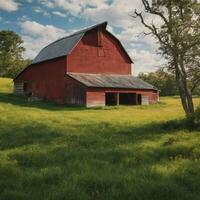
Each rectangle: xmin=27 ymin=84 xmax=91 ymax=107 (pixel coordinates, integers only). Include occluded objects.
xmin=119 ymin=93 xmax=143 ymax=105
xmin=24 ymin=82 xmax=28 ymax=93
xmin=119 ymin=93 xmax=136 ymax=105
xmin=137 ymin=94 xmax=142 ymax=105
xmin=105 ymin=93 xmax=118 ymax=106
xmin=105 ymin=92 xmax=144 ymax=106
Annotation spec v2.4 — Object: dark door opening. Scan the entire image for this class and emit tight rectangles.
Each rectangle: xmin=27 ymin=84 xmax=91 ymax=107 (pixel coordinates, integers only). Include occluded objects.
xmin=24 ymin=82 xmax=28 ymax=92
xmin=137 ymin=94 xmax=142 ymax=105
xmin=119 ymin=93 xmax=137 ymax=105
xmin=105 ymin=93 xmax=117 ymax=106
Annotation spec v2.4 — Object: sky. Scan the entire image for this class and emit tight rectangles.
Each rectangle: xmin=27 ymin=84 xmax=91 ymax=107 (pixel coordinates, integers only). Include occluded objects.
xmin=0 ymin=0 xmax=165 ymax=75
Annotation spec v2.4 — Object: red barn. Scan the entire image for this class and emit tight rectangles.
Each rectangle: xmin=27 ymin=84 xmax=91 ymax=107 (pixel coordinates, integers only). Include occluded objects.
xmin=14 ymin=22 xmax=159 ymax=107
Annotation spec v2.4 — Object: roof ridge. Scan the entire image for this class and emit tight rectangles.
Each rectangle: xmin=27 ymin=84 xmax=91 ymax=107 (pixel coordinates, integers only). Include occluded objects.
xmin=36 ymin=21 xmax=108 ymax=54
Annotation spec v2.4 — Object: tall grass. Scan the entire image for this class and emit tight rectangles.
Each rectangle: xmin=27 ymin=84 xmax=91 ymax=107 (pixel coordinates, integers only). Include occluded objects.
xmin=0 ymin=78 xmax=200 ymax=200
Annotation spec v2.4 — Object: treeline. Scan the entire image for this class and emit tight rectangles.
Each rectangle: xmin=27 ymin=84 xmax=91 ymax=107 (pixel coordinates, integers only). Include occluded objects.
xmin=0 ymin=30 xmax=32 ymax=79
xmin=138 ymin=69 xmax=200 ymax=96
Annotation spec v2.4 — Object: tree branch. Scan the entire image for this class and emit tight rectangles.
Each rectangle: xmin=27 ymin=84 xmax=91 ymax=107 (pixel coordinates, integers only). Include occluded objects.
xmin=133 ymin=10 xmax=168 ymax=47
xmin=142 ymin=0 xmax=169 ymax=25
xmin=191 ymin=77 xmax=200 ymax=93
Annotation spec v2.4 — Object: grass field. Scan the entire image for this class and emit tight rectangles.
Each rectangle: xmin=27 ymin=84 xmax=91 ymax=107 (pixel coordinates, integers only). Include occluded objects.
xmin=0 ymin=78 xmax=200 ymax=200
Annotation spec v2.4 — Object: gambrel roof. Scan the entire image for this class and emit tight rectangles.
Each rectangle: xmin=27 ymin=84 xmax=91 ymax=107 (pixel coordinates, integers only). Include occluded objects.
xmin=68 ymin=73 xmax=158 ymax=90
xmin=32 ymin=21 xmax=133 ymax=64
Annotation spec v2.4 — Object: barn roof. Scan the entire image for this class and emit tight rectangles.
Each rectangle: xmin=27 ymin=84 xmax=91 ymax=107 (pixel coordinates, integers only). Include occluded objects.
xmin=68 ymin=73 xmax=158 ymax=90
xmin=32 ymin=21 xmax=132 ymax=64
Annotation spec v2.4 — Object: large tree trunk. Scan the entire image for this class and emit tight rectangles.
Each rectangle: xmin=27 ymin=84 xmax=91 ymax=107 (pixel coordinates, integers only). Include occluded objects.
xmin=175 ymin=66 xmax=194 ymax=117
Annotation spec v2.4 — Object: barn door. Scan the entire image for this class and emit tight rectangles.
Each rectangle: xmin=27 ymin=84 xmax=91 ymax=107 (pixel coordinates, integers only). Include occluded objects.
xmin=141 ymin=95 xmax=149 ymax=105
xmin=65 ymin=85 xmax=85 ymax=106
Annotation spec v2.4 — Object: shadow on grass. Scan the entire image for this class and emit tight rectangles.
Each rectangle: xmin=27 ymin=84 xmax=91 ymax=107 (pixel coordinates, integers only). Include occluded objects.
xmin=1 ymin=93 xmax=199 ymax=199
xmin=0 ymin=93 xmax=167 ymax=111
xmin=1 ymin=119 xmax=200 ymax=200
xmin=0 ymin=93 xmax=87 ymax=111
xmin=0 ymin=106 xmax=196 ymax=151
xmin=0 ymin=122 xmax=63 ymax=150
xmin=0 ymin=113 xmax=192 ymax=151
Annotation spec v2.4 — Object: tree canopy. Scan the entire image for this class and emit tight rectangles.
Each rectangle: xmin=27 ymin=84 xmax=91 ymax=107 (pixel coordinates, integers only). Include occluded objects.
xmin=133 ymin=0 xmax=200 ymax=117
xmin=138 ymin=69 xmax=178 ymax=96
xmin=0 ymin=30 xmax=31 ymax=78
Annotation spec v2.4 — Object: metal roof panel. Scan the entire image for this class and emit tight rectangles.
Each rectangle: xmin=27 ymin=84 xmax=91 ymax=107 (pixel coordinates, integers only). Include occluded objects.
xmin=32 ymin=22 xmax=108 ymax=64
xmin=68 ymin=73 xmax=158 ymax=90
xmin=32 ymin=33 xmax=84 ymax=64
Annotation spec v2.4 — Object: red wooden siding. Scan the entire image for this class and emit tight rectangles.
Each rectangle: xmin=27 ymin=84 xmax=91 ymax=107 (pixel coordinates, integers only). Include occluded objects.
xmin=13 ymin=23 xmax=158 ymax=106
xmin=86 ymin=87 xmax=158 ymax=107
xmin=14 ymin=57 xmax=66 ymax=103
xmin=67 ymin=29 xmax=132 ymax=75
xmin=65 ymin=75 xmax=86 ymax=106
xmin=65 ymin=77 xmax=158 ymax=107
xmin=87 ymin=90 xmax=105 ymax=107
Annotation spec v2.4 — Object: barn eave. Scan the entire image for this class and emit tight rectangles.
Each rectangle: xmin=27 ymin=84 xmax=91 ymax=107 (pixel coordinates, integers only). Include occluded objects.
xmin=67 ymin=73 xmax=158 ymax=91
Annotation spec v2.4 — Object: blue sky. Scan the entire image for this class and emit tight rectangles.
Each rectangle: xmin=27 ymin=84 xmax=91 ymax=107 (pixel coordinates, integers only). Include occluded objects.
xmin=0 ymin=0 xmax=164 ymax=75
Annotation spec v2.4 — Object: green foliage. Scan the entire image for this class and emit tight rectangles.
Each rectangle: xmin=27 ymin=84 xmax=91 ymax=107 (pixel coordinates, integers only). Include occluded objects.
xmin=0 ymin=30 xmax=31 ymax=78
xmin=138 ymin=69 xmax=178 ymax=96
xmin=139 ymin=69 xmax=200 ymax=96
xmin=134 ymin=0 xmax=200 ymax=116
xmin=0 ymin=78 xmax=200 ymax=199
xmin=3 ymin=59 xmax=32 ymax=79
xmin=193 ymin=106 xmax=200 ymax=127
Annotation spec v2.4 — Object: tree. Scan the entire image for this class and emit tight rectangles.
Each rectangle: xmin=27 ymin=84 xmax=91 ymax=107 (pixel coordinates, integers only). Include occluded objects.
xmin=0 ymin=30 xmax=25 ymax=78
xmin=133 ymin=0 xmax=200 ymax=117
xmin=138 ymin=69 xmax=178 ymax=96
xmin=3 ymin=59 xmax=32 ymax=78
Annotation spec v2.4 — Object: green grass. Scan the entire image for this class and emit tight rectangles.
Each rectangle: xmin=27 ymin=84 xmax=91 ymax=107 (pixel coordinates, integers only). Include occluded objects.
xmin=0 ymin=78 xmax=13 ymax=93
xmin=0 ymin=77 xmax=200 ymax=200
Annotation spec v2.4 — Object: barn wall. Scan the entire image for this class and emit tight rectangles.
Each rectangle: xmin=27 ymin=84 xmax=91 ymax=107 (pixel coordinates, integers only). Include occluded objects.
xmin=86 ymin=90 xmax=105 ymax=107
xmin=65 ymin=75 xmax=86 ymax=106
xmin=67 ymin=29 xmax=132 ymax=75
xmin=14 ymin=57 xmax=66 ymax=103
xmin=86 ymin=88 xmax=158 ymax=107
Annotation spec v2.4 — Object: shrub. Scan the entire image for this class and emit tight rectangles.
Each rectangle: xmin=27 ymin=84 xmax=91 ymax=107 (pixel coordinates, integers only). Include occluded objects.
xmin=194 ymin=106 xmax=200 ymax=129
xmin=183 ymin=106 xmax=200 ymax=130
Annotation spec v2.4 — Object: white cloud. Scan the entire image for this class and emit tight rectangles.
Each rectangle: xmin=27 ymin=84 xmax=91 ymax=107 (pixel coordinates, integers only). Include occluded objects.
xmin=38 ymin=0 xmax=55 ymax=9
xmin=129 ymin=49 xmax=165 ymax=75
xmin=18 ymin=15 xmax=30 ymax=22
xmin=33 ymin=7 xmax=50 ymax=17
xmin=52 ymin=11 xmax=67 ymax=17
xmin=21 ymin=20 xmax=65 ymax=39
xmin=0 ymin=0 xmax=19 ymax=12
xmin=115 ymin=26 xmax=159 ymax=50
xmin=83 ymin=0 xmax=139 ymax=28
xmin=20 ymin=20 xmax=67 ymax=59
xmin=107 ymin=25 xmax=114 ymax=34
xmin=40 ymin=0 xmax=112 ymax=17
xmin=18 ymin=0 xmax=166 ymax=74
